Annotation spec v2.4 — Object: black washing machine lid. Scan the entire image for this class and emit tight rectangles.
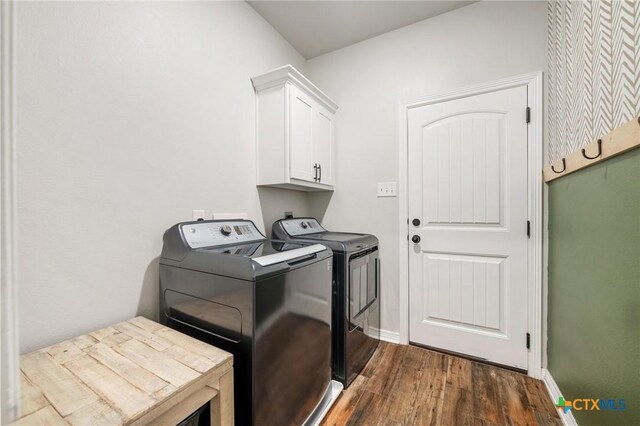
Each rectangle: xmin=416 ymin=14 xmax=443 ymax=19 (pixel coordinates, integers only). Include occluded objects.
xmin=199 ymin=240 xmax=310 ymax=258
xmin=273 ymin=218 xmax=378 ymax=253
xmin=160 ymin=219 xmax=331 ymax=280
xmin=299 ymin=232 xmax=377 ymax=253
xmin=298 ymin=232 xmax=366 ymax=243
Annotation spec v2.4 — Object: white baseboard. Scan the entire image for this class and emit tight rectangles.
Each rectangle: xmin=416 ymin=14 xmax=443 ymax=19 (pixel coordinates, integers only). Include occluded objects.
xmin=541 ymin=368 xmax=578 ymax=425
xmin=370 ymin=327 xmax=400 ymax=344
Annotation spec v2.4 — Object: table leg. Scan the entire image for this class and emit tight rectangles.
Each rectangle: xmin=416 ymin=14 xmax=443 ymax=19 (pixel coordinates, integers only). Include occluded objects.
xmin=210 ymin=368 xmax=233 ymax=426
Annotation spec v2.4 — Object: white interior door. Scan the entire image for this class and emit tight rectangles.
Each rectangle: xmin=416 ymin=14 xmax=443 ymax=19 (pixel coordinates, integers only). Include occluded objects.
xmin=408 ymin=85 xmax=529 ymax=370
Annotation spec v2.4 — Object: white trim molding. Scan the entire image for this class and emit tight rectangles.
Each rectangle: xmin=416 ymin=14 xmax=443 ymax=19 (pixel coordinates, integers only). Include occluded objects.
xmin=1 ymin=0 xmax=20 ymax=422
xmin=251 ymin=64 xmax=338 ymax=112
xmin=542 ymin=369 xmax=578 ymax=426
xmin=397 ymin=72 xmax=544 ymax=379
xmin=370 ymin=327 xmax=401 ymax=344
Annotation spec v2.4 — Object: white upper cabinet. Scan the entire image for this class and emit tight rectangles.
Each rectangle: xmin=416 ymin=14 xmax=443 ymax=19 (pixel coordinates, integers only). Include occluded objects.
xmin=252 ymin=65 xmax=337 ymax=191
xmin=289 ymin=85 xmax=315 ymax=183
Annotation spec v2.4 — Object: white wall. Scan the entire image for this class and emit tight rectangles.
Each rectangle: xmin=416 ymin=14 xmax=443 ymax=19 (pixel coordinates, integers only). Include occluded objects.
xmin=16 ymin=1 xmax=310 ymax=353
xmin=15 ymin=0 xmax=548 ymax=353
xmin=305 ymin=1 xmax=547 ymax=335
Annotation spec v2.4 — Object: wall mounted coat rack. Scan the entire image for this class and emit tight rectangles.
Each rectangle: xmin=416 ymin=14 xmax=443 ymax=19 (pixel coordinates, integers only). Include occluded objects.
xmin=543 ymin=116 xmax=640 ymax=183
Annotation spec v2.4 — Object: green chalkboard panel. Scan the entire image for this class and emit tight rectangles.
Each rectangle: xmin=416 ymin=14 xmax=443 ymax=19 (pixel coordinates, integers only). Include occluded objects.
xmin=548 ymin=148 xmax=640 ymax=425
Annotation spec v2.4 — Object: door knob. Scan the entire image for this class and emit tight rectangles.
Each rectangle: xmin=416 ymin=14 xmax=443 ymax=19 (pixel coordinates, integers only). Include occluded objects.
xmin=411 ymin=235 xmax=421 ymax=243
xmin=412 ymin=218 xmax=421 ymax=226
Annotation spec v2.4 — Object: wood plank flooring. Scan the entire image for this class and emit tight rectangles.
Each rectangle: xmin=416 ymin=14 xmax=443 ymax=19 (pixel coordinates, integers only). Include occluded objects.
xmin=321 ymin=342 xmax=561 ymax=426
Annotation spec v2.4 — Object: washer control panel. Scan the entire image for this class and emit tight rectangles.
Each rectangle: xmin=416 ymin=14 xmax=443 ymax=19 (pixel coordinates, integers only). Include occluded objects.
xmin=280 ymin=218 xmax=325 ymax=236
xmin=181 ymin=220 xmax=265 ymax=248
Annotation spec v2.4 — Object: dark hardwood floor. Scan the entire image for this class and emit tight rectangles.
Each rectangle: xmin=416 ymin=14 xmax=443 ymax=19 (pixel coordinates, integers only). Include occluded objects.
xmin=321 ymin=342 xmax=561 ymax=426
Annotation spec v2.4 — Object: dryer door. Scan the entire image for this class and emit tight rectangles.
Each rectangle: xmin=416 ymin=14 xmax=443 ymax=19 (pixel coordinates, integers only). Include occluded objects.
xmin=346 ymin=247 xmax=380 ymax=385
xmin=348 ymin=248 xmax=378 ymax=330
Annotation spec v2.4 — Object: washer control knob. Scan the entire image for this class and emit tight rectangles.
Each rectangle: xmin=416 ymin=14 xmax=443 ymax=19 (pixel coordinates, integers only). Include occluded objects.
xmin=220 ymin=225 xmax=233 ymax=236
xmin=301 ymin=222 xmax=308 ymax=229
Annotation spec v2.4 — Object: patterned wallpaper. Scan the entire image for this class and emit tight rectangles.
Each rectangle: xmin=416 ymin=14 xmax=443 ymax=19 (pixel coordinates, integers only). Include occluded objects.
xmin=546 ymin=0 xmax=640 ymax=163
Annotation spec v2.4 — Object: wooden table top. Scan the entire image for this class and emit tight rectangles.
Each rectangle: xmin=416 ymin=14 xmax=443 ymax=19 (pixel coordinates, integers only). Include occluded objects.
xmin=13 ymin=316 xmax=233 ymax=425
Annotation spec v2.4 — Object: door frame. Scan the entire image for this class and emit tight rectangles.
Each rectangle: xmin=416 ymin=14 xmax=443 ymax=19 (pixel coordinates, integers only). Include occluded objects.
xmin=1 ymin=0 xmax=21 ymax=420
xmin=398 ymin=72 xmax=543 ymax=378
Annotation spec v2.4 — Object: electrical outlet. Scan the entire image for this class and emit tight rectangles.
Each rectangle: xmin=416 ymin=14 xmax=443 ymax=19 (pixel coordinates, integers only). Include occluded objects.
xmin=192 ymin=209 xmax=205 ymax=221
xmin=377 ymin=182 xmax=397 ymax=197
xmin=213 ymin=212 xmax=247 ymax=220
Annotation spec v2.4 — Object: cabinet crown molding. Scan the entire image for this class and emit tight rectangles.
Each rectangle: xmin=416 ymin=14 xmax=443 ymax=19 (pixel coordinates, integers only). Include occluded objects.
xmin=251 ymin=64 xmax=338 ymax=113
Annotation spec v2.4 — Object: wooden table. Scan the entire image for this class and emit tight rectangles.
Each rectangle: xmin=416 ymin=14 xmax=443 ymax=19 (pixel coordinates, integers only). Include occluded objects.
xmin=12 ymin=317 xmax=233 ymax=425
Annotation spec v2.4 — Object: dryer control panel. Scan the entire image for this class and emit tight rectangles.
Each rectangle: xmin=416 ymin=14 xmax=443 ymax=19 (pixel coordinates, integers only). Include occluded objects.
xmin=280 ymin=218 xmax=325 ymax=236
xmin=180 ymin=220 xmax=265 ymax=248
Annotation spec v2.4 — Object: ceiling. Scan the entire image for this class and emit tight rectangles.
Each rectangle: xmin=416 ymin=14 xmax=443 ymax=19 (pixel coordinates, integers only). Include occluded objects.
xmin=248 ymin=1 xmax=477 ymax=59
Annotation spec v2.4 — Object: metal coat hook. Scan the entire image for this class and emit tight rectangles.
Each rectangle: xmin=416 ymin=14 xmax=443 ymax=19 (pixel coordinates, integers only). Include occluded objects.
xmin=581 ymin=139 xmax=602 ymax=160
xmin=551 ymin=158 xmax=566 ymax=173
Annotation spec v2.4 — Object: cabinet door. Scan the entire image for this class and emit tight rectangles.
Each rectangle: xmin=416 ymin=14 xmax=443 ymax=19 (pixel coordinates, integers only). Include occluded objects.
xmin=313 ymin=106 xmax=334 ymax=185
xmin=289 ymin=86 xmax=315 ymax=182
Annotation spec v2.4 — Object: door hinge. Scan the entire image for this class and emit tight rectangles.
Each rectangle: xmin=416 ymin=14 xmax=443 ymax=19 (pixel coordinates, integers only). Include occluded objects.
xmin=527 ymin=220 xmax=531 ymax=238
xmin=526 ymin=107 xmax=531 ymax=124
xmin=526 ymin=332 xmax=531 ymax=349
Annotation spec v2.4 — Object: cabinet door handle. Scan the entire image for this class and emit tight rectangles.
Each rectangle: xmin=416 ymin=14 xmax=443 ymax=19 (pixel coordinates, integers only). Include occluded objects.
xmin=313 ymin=163 xmax=318 ymax=181
xmin=318 ymin=164 xmax=322 ymax=182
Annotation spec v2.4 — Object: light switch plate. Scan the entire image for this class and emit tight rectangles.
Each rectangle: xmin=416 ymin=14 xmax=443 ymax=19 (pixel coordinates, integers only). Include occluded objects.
xmin=213 ymin=212 xmax=248 ymax=220
xmin=377 ymin=182 xmax=397 ymax=197
xmin=192 ymin=209 xmax=205 ymax=221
